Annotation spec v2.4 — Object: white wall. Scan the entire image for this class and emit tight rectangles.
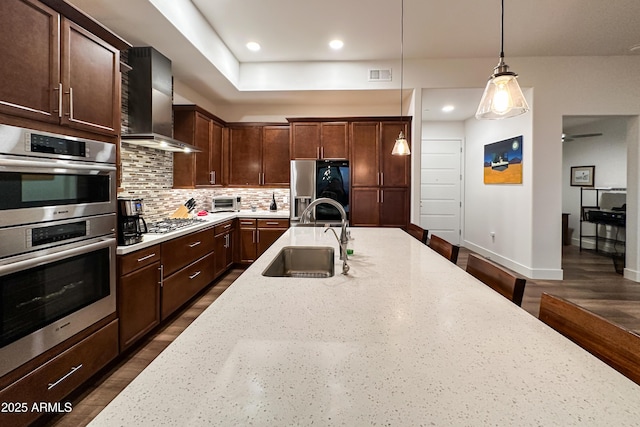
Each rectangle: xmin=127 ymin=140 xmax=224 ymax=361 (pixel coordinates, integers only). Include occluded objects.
xmin=462 ymin=93 xmax=537 ymax=277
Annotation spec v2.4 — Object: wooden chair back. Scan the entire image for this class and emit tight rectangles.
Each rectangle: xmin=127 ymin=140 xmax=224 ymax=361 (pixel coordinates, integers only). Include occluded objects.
xmin=465 ymin=253 xmax=526 ymax=306
xmin=538 ymin=293 xmax=640 ymax=385
xmin=428 ymin=234 xmax=460 ymax=264
xmin=406 ymin=223 xmax=428 ymax=244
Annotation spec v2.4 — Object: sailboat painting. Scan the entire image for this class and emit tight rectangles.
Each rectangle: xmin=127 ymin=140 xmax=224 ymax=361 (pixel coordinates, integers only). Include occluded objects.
xmin=484 ymin=135 xmax=523 ymax=184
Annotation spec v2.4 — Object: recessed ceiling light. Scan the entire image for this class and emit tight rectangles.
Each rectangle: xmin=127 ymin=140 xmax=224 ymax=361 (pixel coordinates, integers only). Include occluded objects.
xmin=329 ymin=39 xmax=344 ymax=50
xmin=246 ymin=41 xmax=261 ymax=52
xmin=442 ymin=105 xmax=455 ymax=113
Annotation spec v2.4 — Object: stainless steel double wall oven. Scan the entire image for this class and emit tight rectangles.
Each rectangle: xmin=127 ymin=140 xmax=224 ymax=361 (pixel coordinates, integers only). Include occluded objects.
xmin=0 ymin=125 xmax=117 ymax=377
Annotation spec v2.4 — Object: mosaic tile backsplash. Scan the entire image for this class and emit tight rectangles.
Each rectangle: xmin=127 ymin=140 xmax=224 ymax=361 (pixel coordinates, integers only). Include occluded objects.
xmin=118 ymin=143 xmax=290 ymax=223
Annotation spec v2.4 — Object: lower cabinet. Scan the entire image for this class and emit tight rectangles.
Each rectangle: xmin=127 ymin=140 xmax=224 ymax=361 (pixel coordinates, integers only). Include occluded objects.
xmin=214 ymin=220 xmax=235 ymax=277
xmin=118 ymin=245 xmax=161 ymax=352
xmin=0 ymin=320 xmax=119 ymax=427
xmin=162 ymin=252 xmax=215 ymax=319
xmin=237 ymin=218 xmax=289 ymax=264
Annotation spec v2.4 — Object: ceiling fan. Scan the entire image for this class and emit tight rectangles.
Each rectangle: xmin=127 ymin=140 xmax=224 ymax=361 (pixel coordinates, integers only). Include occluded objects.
xmin=561 ymin=132 xmax=603 ymax=142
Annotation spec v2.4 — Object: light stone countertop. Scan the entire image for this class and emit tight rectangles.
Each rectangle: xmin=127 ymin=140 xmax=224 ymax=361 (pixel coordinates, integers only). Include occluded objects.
xmin=95 ymin=227 xmax=640 ymax=426
xmin=116 ymin=210 xmax=290 ymax=255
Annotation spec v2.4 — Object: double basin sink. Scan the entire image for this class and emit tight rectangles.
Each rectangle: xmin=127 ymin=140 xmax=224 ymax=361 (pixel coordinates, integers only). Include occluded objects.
xmin=262 ymin=246 xmax=334 ymax=278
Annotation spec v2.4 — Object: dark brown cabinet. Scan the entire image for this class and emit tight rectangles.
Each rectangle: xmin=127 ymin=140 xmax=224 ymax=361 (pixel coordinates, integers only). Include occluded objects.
xmin=0 ymin=0 xmax=121 ymax=135
xmin=350 ymin=119 xmax=411 ymax=228
xmin=214 ymin=220 xmax=235 ymax=277
xmin=118 ymin=245 xmax=161 ymax=352
xmin=173 ymin=106 xmax=225 ymax=188
xmin=290 ymin=121 xmax=349 ymax=159
xmin=228 ymin=124 xmax=290 ymax=186
xmin=237 ymin=218 xmax=289 ymax=264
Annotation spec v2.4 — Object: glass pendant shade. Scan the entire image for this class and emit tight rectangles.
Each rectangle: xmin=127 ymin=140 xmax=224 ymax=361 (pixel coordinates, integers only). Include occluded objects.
xmin=392 ymin=131 xmax=410 ymax=155
xmin=475 ymin=62 xmax=529 ymax=120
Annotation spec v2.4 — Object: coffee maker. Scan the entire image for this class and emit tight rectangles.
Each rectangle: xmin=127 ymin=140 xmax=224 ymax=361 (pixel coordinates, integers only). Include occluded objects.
xmin=118 ymin=198 xmax=148 ymax=245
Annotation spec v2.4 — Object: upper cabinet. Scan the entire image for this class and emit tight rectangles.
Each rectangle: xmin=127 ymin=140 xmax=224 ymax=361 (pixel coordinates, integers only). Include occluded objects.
xmin=228 ymin=123 xmax=290 ymax=187
xmin=289 ymin=120 xmax=349 ymax=160
xmin=0 ymin=0 xmax=125 ymax=136
xmin=173 ymin=105 xmax=226 ymax=188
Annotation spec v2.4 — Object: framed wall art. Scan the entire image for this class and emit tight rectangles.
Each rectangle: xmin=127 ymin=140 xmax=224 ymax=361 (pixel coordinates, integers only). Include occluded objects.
xmin=483 ymin=135 xmax=523 ymax=184
xmin=570 ymin=165 xmax=595 ymax=187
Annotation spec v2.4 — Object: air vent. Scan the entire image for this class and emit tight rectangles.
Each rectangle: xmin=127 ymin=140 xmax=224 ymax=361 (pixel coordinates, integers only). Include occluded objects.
xmin=368 ymin=68 xmax=392 ymax=82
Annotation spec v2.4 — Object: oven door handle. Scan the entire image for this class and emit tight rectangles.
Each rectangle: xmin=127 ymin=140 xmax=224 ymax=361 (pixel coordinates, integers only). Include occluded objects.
xmin=0 ymin=157 xmax=116 ymax=173
xmin=0 ymin=238 xmax=115 ymax=276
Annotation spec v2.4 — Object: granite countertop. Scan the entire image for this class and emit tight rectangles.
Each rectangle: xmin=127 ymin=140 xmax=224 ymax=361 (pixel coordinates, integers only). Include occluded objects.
xmin=95 ymin=227 xmax=640 ymax=426
xmin=117 ymin=210 xmax=290 ymax=255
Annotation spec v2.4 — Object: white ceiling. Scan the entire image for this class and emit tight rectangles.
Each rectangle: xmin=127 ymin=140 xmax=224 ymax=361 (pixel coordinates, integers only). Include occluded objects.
xmin=69 ymin=0 xmax=640 ymax=121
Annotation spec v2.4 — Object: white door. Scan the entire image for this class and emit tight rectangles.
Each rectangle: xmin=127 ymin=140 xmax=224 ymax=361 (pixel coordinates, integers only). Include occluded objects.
xmin=420 ymin=139 xmax=462 ymax=245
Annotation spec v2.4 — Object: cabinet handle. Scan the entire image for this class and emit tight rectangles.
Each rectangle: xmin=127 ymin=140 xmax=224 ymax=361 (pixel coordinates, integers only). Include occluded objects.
xmin=381 ymin=189 xmax=384 ymax=203
xmin=241 ymin=221 xmax=253 ymax=225
xmin=380 ymin=172 xmax=384 ymax=186
xmin=53 ymin=83 xmax=62 ymax=117
xmin=137 ymin=253 xmax=156 ymax=262
xmin=210 ymin=171 xmax=215 ymax=184
xmin=317 ymin=147 xmax=320 ymax=159
xmin=257 ymin=229 xmax=260 ymax=242
xmin=189 ymin=270 xmax=201 ymax=280
xmin=377 ymin=172 xmax=380 ymax=186
xmin=159 ymin=265 xmax=163 ymax=288
xmin=321 ymin=146 xmax=324 ymax=158
xmin=188 ymin=241 xmax=201 ymax=248
xmin=376 ymin=190 xmax=379 ymax=203
xmin=223 ymin=223 xmax=231 ymax=229
xmin=64 ymin=87 xmax=73 ymax=118
xmin=48 ymin=364 xmax=82 ymax=390
xmin=265 ymin=222 xmax=279 ymax=225
xmin=252 ymin=230 xmax=256 ymax=243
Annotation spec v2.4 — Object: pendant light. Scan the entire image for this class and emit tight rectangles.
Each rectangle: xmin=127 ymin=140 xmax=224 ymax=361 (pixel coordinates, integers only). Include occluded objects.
xmin=475 ymin=0 xmax=529 ymax=120
xmin=392 ymin=0 xmax=411 ymax=155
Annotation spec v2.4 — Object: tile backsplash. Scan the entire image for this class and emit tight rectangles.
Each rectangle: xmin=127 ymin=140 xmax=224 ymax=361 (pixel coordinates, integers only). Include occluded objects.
xmin=118 ymin=143 xmax=289 ymax=223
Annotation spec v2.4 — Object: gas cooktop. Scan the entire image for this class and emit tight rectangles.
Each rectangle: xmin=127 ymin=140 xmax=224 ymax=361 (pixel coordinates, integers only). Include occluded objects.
xmin=146 ymin=218 xmax=207 ymax=234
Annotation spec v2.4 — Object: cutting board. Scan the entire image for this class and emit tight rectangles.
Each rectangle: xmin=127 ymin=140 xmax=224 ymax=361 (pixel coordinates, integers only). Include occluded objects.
xmin=170 ymin=205 xmax=189 ymax=219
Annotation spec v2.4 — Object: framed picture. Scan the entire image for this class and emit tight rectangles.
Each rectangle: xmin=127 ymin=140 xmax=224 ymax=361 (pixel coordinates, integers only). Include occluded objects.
xmin=570 ymin=165 xmax=595 ymax=187
xmin=483 ymin=135 xmax=523 ymax=184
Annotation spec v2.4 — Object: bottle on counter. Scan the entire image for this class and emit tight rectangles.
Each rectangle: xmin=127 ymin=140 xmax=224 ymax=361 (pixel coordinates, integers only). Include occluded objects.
xmin=269 ymin=193 xmax=278 ymax=212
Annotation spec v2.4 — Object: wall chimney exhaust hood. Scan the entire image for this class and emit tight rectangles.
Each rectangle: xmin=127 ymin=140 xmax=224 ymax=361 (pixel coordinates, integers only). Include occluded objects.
xmin=122 ymin=47 xmax=200 ymax=153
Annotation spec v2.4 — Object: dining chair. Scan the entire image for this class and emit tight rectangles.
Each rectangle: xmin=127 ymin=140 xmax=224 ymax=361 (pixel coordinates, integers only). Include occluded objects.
xmin=465 ymin=253 xmax=526 ymax=306
xmin=406 ymin=223 xmax=428 ymax=244
xmin=428 ymin=234 xmax=460 ymax=264
xmin=538 ymin=292 xmax=640 ymax=385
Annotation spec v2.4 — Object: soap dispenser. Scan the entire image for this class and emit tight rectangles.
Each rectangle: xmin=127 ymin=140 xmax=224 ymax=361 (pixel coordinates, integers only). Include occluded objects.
xmin=269 ymin=192 xmax=278 ymax=212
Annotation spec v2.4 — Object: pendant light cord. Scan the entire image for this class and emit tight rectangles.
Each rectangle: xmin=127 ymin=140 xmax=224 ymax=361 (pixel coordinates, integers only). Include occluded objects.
xmin=499 ymin=0 xmax=505 ymax=59
xmin=399 ymin=0 xmax=404 ymax=117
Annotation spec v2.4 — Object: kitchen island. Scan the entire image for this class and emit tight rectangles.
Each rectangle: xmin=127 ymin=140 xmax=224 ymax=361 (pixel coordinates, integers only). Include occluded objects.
xmin=91 ymin=227 xmax=640 ymax=426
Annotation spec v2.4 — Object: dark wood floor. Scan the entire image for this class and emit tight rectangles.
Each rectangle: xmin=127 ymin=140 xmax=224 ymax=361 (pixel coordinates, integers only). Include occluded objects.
xmin=43 ymin=245 xmax=640 ymax=426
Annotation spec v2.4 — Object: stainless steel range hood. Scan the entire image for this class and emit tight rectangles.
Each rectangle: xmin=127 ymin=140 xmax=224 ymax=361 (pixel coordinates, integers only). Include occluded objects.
xmin=122 ymin=47 xmax=200 ymax=153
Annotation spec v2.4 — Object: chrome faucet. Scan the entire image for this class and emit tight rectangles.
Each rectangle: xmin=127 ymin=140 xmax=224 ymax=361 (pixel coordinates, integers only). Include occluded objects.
xmin=324 ymin=227 xmax=349 ymax=275
xmin=300 ymin=197 xmax=349 ymax=258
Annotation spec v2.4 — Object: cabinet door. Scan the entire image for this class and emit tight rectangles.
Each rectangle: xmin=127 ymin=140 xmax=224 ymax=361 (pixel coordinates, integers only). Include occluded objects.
xmin=351 ymin=122 xmax=380 ymax=187
xmin=380 ymin=187 xmax=409 ymax=227
xmin=257 ymin=228 xmax=286 ymax=257
xmin=380 ymin=121 xmax=411 ymax=187
xmin=321 ymin=122 xmax=349 ymax=159
xmin=290 ymin=122 xmax=320 ymax=159
xmin=263 ymin=125 xmax=290 ymax=186
xmin=210 ymin=120 xmax=224 ymax=185
xmin=61 ymin=19 xmax=120 ymax=135
xmin=229 ymin=126 xmax=262 ymax=185
xmin=194 ymin=112 xmax=213 ymax=185
xmin=119 ymin=262 xmax=161 ymax=351
xmin=0 ymin=0 xmax=60 ymax=123
xmin=214 ymin=232 xmax=233 ymax=277
xmin=239 ymin=227 xmax=257 ymax=263
xmin=350 ymin=188 xmax=380 ymax=226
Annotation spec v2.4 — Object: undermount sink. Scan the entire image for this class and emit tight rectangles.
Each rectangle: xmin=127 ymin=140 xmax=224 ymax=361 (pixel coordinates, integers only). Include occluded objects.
xmin=262 ymin=246 xmax=335 ymax=278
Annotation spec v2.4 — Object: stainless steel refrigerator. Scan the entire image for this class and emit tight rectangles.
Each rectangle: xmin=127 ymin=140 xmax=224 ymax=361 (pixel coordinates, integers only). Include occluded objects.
xmin=290 ymin=159 xmax=350 ymax=224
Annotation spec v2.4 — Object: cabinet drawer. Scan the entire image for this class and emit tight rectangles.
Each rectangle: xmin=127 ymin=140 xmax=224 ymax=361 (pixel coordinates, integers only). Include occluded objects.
xmin=257 ymin=219 xmax=289 ymax=228
xmin=162 ymin=228 xmax=214 ymax=277
xmin=214 ymin=220 xmax=235 ymax=235
xmin=238 ymin=218 xmax=257 ymax=228
xmin=0 ymin=320 xmax=118 ymax=426
xmin=162 ymin=252 xmax=215 ymax=319
xmin=119 ymin=245 xmax=161 ymax=275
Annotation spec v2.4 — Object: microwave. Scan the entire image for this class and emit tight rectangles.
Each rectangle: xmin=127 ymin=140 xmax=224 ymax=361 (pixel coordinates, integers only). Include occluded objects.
xmin=212 ymin=196 xmax=241 ymax=212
